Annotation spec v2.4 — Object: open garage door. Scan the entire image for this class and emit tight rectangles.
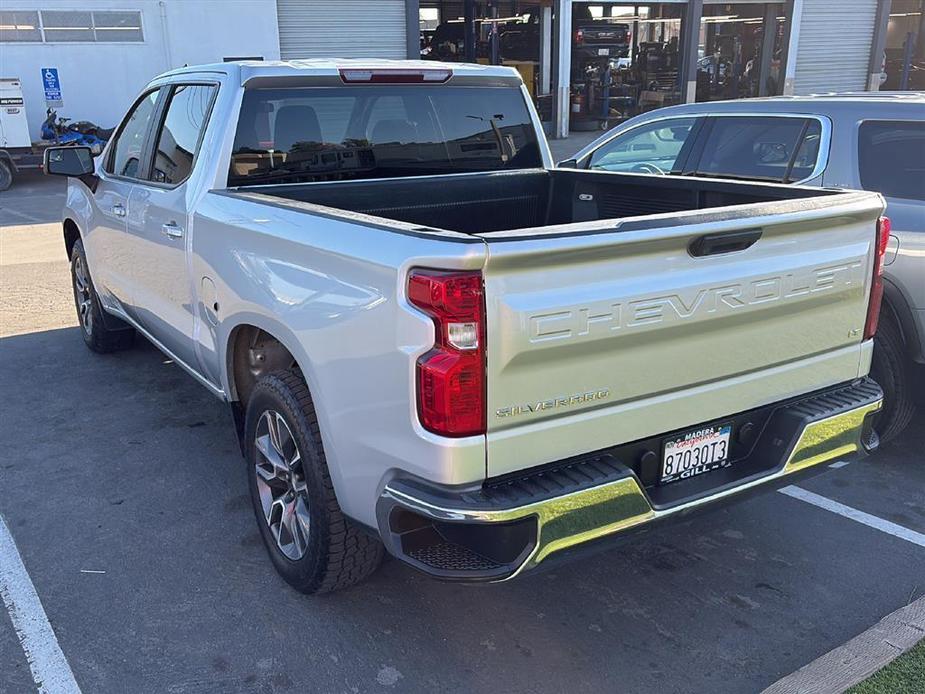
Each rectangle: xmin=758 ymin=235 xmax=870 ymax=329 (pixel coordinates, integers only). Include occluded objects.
xmin=276 ymin=0 xmax=408 ymax=60
xmin=793 ymin=0 xmax=878 ymax=94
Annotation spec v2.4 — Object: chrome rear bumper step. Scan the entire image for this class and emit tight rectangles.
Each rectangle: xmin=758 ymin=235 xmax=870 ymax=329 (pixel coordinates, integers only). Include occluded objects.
xmin=377 ymin=378 xmax=883 ymax=582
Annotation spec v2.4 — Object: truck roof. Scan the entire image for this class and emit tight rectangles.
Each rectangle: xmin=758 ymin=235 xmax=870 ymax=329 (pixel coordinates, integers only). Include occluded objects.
xmin=155 ymin=59 xmax=522 ymax=86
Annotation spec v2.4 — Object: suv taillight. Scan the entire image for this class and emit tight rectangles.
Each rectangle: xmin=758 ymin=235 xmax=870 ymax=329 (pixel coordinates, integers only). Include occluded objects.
xmin=864 ymin=216 xmax=891 ymax=340
xmin=574 ymin=28 xmax=584 ymax=45
xmin=408 ymin=270 xmax=486 ymax=437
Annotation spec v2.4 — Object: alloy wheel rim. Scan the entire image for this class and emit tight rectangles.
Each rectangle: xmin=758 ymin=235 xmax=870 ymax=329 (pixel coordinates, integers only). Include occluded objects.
xmin=73 ymin=256 xmax=93 ymax=335
xmin=254 ymin=410 xmax=311 ymax=560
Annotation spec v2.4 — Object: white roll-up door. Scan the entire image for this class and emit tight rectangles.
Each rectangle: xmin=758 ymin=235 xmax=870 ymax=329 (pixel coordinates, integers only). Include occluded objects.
xmin=276 ymin=0 xmax=407 ymax=60
xmin=793 ymin=0 xmax=878 ymax=94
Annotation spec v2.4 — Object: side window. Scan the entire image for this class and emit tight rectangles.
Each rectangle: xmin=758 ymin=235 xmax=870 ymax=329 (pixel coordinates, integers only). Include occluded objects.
xmin=588 ymin=118 xmax=697 ymax=174
xmin=858 ymin=121 xmax=925 ymax=201
xmin=695 ymin=116 xmax=816 ymax=183
xmin=151 ymin=84 xmax=217 ymax=185
xmin=107 ymin=89 xmax=160 ymax=179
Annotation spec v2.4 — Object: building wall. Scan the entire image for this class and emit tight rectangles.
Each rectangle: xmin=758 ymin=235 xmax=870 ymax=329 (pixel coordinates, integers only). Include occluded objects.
xmin=2 ymin=0 xmax=280 ymax=139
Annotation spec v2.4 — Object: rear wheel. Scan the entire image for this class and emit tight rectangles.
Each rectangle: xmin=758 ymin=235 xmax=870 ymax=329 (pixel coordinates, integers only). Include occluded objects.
xmin=244 ymin=370 xmax=383 ymax=594
xmin=0 ymin=160 xmax=12 ymax=191
xmin=70 ymin=238 xmax=134 ymax=353
xmin=870 ymin=315 xmax=916 ymax=443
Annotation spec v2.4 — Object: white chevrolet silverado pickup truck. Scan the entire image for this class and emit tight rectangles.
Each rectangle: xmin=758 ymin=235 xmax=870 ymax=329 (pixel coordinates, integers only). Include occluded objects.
xmin=46 ymin=60 xmax=888 ymax=594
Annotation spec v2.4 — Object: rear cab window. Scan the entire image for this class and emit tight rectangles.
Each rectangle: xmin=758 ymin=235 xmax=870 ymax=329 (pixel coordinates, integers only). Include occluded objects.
xmin=692 ymin=116 xmax=823 ymax=183
xmin=228 ymin=85 xmax=542 ymax=186
xmin=858 ymin=120 xmax=925 ymax=201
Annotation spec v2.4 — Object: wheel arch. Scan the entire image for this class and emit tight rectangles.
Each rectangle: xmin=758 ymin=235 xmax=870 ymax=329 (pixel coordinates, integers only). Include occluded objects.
xmin=63 ymin=218 xmax=81 ymax=259
xmin=225 ymin=322 xmax=305 ymax=406
xmin=222 ymin=316 xmax=350 ymax=506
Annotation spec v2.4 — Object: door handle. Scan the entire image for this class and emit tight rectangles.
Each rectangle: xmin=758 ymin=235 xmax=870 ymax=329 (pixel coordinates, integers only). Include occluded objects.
xmin=111 ymin=203 xmax=126 ymax=218
xmin=161 ymin=222 xmax=184 ymax=239
xmin=689 ymin=229 xmax=762 ymax=257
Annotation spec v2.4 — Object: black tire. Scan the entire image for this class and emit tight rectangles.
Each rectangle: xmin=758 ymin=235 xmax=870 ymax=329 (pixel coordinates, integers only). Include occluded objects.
xmin=0 ymin=160 xmax=12 ymax=192
xmin=70 ymin=238 xmax=134 ymax=353
xmin=244 ymin=370 xmax=383 ymax=594
xmin=869 ymin=315 xmax=916 ymax=443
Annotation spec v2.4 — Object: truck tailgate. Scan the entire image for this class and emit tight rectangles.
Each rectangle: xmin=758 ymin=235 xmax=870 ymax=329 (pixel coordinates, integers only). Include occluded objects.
xmin=479 ymin=192 xmax=884 ymax=477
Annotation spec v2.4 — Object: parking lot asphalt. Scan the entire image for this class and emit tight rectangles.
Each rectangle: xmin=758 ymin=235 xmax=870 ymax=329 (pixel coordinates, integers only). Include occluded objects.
xmin=2 ymin=173 xmax=924 ymax=694
xmin=0 ymin=171 xmax=66 ymax=227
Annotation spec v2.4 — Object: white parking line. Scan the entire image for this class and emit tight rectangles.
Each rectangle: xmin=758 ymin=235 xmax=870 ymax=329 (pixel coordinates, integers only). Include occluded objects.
xmin=0 ymin=207 xmax=43 ymax=223
xmin=827 ymin=460 xmax=851 ymax=469
xmin=0 ymin=515 xmax=81 ymax=694
xmin=779 ymin=486 xmax=925 ymax=548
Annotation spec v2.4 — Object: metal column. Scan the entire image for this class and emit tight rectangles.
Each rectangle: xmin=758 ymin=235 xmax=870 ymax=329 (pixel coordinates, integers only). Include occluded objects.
xmin=464 ymin=0 xmax=477 ymax=63
xmin=782 ymin=0 xmax=803 ymax=95
xmin=679 ymin=0 xmax=703 ymax=103
xmin=539 ymin=5 xmax=552 ymax=95
xmin=406 ymin=0 xmax=421 ymax=59
xmin=553 ymin=0 xmax=572 ymax=139
xmin=757 ymin=3 xmax=778 ymax=96
xmin=867 ymin=0 xmax=892 ymax=90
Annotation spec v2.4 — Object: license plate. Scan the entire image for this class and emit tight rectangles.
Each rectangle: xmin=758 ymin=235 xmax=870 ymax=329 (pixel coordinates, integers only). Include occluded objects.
xmin=597 ymin=48 xmax=610 ymax=56
xmin=661 ymin=424 xmax=732 ymax=484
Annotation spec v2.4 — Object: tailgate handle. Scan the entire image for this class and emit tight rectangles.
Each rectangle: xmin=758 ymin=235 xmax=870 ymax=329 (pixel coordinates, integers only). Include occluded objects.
xmin=689 ymin=229 xmax=762 ymax=257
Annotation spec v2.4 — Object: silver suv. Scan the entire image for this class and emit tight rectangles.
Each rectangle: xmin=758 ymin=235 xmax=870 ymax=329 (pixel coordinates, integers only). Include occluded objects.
xmin=566 ymin=93 xmax=925 ymax=442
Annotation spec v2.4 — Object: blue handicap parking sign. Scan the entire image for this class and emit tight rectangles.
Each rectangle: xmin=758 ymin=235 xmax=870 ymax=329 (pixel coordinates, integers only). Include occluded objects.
xmin=42 ymin=67 xmax=63 ymax=105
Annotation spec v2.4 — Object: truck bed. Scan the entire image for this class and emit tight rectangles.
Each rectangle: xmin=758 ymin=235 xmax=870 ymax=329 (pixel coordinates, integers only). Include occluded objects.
xmin=232 ymin=168 xmax=837 ymax=236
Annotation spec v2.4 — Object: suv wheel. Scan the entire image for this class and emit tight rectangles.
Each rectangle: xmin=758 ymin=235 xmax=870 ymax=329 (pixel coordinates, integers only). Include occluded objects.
xmin=244 ymin=370 xmax=383 ymax=593
xmin=70 ymin=238 xmax=134 ymax=353
xmin=870 ymin=315 xmax=916 ymax=443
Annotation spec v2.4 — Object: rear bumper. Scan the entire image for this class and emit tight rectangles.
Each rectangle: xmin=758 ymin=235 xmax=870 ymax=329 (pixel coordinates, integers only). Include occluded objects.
xmin=376 ymin=378 xmax=883 ymax=582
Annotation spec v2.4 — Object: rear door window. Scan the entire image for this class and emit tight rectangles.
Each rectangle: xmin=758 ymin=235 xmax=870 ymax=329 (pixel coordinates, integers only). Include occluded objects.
xmin=693 ymin=116 xmax=822 ymax=183
xmin=588 ymin=118 xmax=698 ymax=174
xmin=858 ymin=120 xmax=925 ymax=201
xmin=229 ymin=85 xmax=542 ymax=185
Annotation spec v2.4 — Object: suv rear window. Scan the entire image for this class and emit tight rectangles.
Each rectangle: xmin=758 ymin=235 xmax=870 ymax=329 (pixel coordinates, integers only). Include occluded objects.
xmin=694 ymin=116 xmax=822 ymax=183
xmin=229 ymin=85 xmax=542 ymax=186
xmin=858 ymin=120 xmax=925 ymax=201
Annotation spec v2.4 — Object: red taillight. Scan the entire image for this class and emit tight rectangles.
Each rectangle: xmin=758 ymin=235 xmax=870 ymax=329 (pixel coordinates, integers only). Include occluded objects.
xmin=408 ymin=270 xmax=486 ymax=437
xmin=338 ymin=68 xmax=452 ymax=84
xmin=864 ymin=216 xmax=891 ymax=340
xmin=574 ymin=28 xmax=584 ymax=45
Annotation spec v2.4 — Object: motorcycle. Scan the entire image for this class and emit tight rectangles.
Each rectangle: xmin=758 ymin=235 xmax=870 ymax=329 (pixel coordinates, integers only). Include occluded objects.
xmin=41 ymin=109 xmax=110 ymax=153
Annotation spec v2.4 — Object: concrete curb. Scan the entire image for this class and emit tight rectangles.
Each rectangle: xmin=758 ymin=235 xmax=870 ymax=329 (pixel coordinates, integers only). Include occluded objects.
xmin=762 ymin=594 xmax=925 ymax=694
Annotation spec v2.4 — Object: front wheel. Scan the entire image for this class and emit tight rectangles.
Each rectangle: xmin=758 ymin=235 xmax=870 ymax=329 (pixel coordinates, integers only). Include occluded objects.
xmin=244 ymin=370 xmax=383 ymax=594
xmin=70 ymin=239 xmax=134 ymax=353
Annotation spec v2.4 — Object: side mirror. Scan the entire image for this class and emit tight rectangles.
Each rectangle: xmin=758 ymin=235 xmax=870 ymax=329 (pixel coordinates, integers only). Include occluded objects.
xmin=44 ymin=146 xmax=98 ymax=191
xmin=44 ymin=146 xmax=95 ymax=177
xmin=557 ymin=158 xmax=579 ymax=169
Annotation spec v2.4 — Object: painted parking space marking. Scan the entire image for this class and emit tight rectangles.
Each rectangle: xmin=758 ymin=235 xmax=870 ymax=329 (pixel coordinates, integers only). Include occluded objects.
xmin=0 ymin=515 xmax=81 ymax=694
xmin=779 ymin=486 xmax=925 ymax=549
xmin=827 ymin=460 xmax=851 ymax=469
xmin=0 ymin=207 xmax=43 ymax=224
